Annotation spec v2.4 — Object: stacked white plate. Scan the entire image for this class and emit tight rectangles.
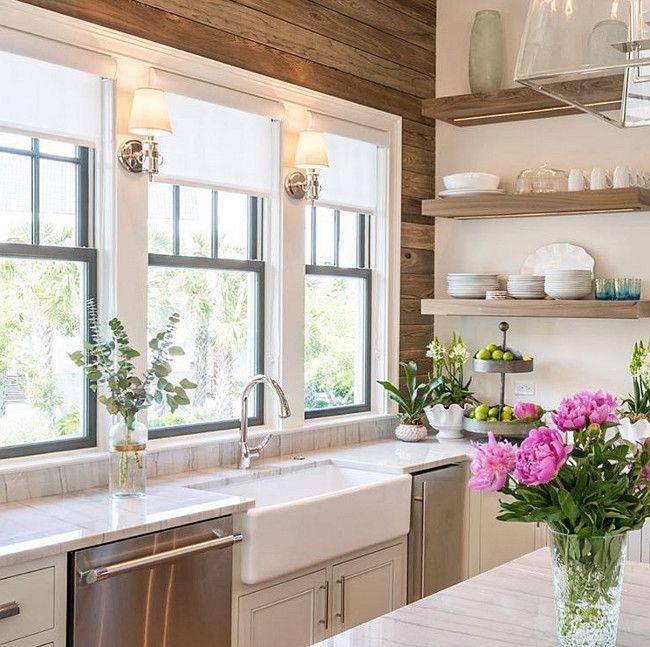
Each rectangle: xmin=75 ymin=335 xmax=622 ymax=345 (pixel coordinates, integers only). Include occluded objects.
xmin=544 ymin=269 xmax=593 ymax=300
xmin=447 ymin=273 xmax=499 ymax=299
xmin=507 ymin=275 xmax=546 ymax=300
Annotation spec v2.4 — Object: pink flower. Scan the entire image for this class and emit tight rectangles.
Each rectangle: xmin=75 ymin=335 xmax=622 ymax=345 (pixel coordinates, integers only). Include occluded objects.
xmin=468 ymin=432 xmax=517 ymax=492
xmin=552 ymin=390 xmax=619 ymax=432
xmin=514 ymin=402 xmax=539 ymax=420
xmin=514 ymin=426 xmax=572 ymax=486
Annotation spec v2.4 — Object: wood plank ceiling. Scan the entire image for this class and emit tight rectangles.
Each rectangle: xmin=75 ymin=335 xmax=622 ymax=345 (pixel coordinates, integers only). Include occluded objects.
xmin=22 ymin=0 xmax=436 ymax=380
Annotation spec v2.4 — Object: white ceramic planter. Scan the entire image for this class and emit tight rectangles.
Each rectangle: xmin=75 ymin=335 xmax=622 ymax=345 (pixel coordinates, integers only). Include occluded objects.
xmin=425 ymin=404 xmax=466 ymax=440
xmin=395 ymin=423 xmax=428 ymax=443
xmin=619 ymin=417 xmax=650 ymax=444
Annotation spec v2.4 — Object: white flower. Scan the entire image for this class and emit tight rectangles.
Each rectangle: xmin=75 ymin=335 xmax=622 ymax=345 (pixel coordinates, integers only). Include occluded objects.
xmin=639 ymin=353 xmax=650 ymax=385
xmin=448 ymin=341 xmax=468 ymax=366
xmin=426 ymin=338 xmax=445 ymax=364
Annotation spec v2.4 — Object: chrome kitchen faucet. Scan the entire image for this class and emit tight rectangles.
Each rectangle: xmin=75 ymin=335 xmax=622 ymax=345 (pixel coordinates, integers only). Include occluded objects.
xmin=239 ymin=375 xmax=291 ymax=469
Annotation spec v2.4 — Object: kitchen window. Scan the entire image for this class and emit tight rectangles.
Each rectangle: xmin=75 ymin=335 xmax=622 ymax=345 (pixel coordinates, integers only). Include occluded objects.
xmin=0 ymin=131 xmax=96 ymax=457
xmin=304 ymin=205 xmax=372 ymax=417
xmin=147 ymin=181 xmax=264 ymax=438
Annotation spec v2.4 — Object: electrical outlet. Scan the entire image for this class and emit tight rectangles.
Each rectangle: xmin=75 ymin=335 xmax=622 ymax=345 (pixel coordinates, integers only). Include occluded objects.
xmin=515 ymin=382 xmax=535 ymax=397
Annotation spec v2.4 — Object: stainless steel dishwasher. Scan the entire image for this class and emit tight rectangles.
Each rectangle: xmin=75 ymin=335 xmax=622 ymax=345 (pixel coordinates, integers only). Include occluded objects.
xmin=70 ymin=516 xmax=241 ymax=647
xmin=407 ymin=464 xmax=466 ymax=603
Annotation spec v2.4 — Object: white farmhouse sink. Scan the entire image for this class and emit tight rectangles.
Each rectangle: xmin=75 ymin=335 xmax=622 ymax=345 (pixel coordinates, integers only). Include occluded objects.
xmin=190 ymin=464 xmax=411 ymax=584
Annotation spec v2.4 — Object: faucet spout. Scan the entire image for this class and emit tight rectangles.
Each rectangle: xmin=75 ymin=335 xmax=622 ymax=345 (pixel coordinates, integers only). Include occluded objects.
xmin=239 ymin=375 xmax=291 ymax=469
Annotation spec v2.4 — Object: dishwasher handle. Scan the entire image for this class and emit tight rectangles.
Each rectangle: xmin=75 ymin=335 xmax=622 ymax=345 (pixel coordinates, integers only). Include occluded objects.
xmin=78 ymin=532 xmax=242 ymax=585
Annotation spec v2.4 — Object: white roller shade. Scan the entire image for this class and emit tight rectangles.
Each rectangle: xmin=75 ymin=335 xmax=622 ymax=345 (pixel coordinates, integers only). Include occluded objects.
xmin=318 ymin=134 xmax=378 ymax=212
xmin=150 ymin=68 xmax=284 ymax=120
xmin=0 ymin=49 xmax=105 ymax=146
xmin=309 ymin=112 xmax=389 ymax=147
xmin=0 ymin=26 xmax=116 ymax=78
xmin=158 ymin=91 xmax=275 ymax=194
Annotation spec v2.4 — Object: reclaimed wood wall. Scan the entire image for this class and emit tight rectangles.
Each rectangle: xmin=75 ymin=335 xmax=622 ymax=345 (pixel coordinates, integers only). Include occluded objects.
xmin=23 ymin=0 xmax=436 ymax=379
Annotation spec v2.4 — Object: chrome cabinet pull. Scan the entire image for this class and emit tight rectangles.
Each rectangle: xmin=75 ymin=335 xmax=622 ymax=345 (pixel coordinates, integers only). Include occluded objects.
xmin=0 ymin=602 xmax=20 ymax=620
xmin=335 ymin=576 xmax=346 ymax=625
xmin=319 ymin=581 xmax=329 ymax=629
xmin=79 ymin=533 xmax=242 ymax=584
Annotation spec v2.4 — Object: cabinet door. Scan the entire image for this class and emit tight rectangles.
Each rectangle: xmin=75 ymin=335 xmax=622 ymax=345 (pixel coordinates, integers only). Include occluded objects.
xmin=331 ymin=544 xmax=405 ymax=635
xmin=478 ymin=490 xmax=537 ymax=573
xmin=238 ymin=570 xmax=327 ymax=647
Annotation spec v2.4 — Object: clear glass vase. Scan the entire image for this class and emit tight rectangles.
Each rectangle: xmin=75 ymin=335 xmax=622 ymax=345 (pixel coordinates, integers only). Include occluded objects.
xmin=109 ymin=420 xmax=147 ymax=498
xmin=550 ymin=530 xmax=627 ymax=647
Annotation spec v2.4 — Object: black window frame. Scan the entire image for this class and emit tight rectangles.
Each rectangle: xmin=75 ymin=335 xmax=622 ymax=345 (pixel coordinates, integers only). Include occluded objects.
xmin=305 ymin=205 xmax=372 ymax=419
xmin=147 ymin=183 xmax=265 ymax=439
xmin=0 ymin=135 xmax=97 ymax=458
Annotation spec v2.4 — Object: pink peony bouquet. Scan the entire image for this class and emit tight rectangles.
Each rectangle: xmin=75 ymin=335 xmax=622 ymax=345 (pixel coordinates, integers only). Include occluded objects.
xmin=469 ymin=390 xmax=650 ymax=537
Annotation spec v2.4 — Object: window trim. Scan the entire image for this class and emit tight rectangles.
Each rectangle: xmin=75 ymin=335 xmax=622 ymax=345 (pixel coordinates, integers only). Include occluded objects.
xmin=304 ymin=206 xmax=373 ymax=420
xmin=147 ymin=186 xmax=266 ymax=439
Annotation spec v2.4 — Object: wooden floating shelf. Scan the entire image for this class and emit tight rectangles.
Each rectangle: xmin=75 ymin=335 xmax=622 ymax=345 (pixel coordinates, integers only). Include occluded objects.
xmin=421 ymin=299 xmax=650 ymax=320
xmin=422 ymin=188 xmax=650 ymax=220
xmin=422 ymin=77 xmax=622 ymax=127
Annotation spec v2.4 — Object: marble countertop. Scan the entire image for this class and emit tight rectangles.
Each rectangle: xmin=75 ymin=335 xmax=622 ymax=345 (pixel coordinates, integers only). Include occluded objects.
xmin=314 ymin=549 xmax=650 ymax=647
xmin=0 ymin=437 xmax=474 ymax=567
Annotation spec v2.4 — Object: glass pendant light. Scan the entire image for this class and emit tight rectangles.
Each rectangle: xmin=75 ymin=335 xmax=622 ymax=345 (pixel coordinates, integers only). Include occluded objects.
xmin=515 ymin=1 xmax=650 ymax=127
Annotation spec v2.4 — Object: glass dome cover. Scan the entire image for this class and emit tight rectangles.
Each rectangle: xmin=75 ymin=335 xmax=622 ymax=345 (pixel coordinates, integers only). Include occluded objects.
xmin=515 ymin=1 xmax=650 ymax=127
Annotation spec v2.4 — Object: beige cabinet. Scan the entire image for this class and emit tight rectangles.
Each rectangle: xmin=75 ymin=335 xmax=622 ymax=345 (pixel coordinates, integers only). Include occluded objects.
xmin=236 ymin=541 xmax=407 ymax=647
xmin=331 ymin=544 xmax=405 ymax=634
xmin=468 ymin=489 xmax=539 ymax=576
xmin=238 ymin=570 xmax=328 ymax=647
xmin=0 ymin=555 xmax=65 ymax=647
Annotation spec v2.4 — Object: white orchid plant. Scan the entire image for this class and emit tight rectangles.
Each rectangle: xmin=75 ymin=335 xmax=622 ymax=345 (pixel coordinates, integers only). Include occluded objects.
xmin=425 ymin=333 xmax=475 ymax=407
xmin=622 ymin=340 xmax=650 ymax=421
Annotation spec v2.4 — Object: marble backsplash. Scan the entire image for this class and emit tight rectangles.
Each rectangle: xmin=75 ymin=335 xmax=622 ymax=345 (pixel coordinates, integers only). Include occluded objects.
xmin=0 ymin=416 xmax=397 ymax=504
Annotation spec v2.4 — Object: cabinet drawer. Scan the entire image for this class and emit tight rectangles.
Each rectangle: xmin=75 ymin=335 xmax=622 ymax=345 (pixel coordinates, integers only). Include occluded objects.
xmin=0 ymin=567 xmax=55 ymax=645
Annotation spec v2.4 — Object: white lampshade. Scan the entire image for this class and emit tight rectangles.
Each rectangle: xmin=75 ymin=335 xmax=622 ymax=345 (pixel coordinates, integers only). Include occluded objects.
xmin=295 ymin=131 xmax=329 ymax=169
xmin=128 ymin=88 xmax=172 ymax=137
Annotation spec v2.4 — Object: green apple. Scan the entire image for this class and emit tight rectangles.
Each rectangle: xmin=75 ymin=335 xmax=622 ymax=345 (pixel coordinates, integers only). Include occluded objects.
xmin=476 ymin=348 xmax=492 ymax=361
xmin=486 ymin=343 xmax=498 ymax=353
xmin=503 ymin=351 xmax=515 ymax=361
xmin=491 ymin=349 xmax=504 ymax=361
xmin=488 ymin=406 xmax=500 ymax=418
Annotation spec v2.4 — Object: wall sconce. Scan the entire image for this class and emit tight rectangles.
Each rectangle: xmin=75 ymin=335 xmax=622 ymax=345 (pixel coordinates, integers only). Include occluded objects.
xmin=118 ymin=88 xmax=172 ymax=178
xmin=284 ymin=131 xmax=329 ymax=202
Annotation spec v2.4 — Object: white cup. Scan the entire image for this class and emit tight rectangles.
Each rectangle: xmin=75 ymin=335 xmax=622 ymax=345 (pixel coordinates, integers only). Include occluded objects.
xmin=568 ymin=169 xmax=587 ymax=191
xmin=613 ymin=166 xmax=631 ymax=188
xmin=590 ymin=167 xmax=611 ymax=190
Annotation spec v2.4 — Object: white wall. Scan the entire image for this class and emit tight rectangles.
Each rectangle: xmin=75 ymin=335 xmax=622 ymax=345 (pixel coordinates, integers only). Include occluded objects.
xmin=436 ymin=0 xmax=650 ymax=409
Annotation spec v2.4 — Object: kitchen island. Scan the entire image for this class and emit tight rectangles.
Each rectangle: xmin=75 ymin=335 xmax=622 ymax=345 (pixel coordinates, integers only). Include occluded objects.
xmin=314 ymin=549 xmax=649 ymax=646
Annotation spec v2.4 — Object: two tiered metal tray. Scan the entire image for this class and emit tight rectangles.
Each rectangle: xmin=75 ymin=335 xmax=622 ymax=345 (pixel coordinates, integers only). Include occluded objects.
xmin=463 ymin=321 xmax=536 ymax=441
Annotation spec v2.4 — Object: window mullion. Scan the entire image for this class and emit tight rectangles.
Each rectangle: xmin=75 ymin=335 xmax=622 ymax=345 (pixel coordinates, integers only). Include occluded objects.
xmin=334 ymin=209 xmax=340 ymax=267
xmin=31 ymin=138 xmax=40 ymax=245
xmin=357 ymin=213 xmax=366 ymax=269
xmin=77 ymin=147 xmax=90 ymax=247
xmin=211 ymin=190 xmax=219 ymax=259
xmin=247 ymin=195 xmax=258 ymax=261
xmin=172 ymin=184 xmax=180 ymax=256
xmin=310 ymin=205 xmax=317 ymax=265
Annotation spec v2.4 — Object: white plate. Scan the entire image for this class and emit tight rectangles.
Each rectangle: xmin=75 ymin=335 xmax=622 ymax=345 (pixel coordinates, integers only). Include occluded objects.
xmin=522 ymin=243 xmax=595 ymax=276
xmin=439 ymin=189 xmax=506 ymax=198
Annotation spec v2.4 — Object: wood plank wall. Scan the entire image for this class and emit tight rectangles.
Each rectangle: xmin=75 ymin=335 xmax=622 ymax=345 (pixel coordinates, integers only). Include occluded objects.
xmin=22 ymin=0 xmax=436 ymax=380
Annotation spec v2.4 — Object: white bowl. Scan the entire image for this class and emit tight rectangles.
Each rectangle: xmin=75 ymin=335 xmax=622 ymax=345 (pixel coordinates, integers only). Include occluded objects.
xmin=443 ymin=173 xmax=500 ymax=191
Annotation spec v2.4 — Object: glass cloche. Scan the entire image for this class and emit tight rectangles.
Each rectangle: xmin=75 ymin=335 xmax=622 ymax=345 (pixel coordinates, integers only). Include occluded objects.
xmin=515 ymin=163 xmax=569 ymax=194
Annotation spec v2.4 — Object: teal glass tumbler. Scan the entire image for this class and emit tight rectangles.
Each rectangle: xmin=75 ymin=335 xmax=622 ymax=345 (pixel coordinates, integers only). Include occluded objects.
xmin=615 ymin=278 xmax=641 ymax=301
xmin=595 ymin=278 xmax=615 ymax=300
